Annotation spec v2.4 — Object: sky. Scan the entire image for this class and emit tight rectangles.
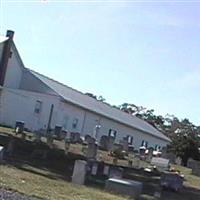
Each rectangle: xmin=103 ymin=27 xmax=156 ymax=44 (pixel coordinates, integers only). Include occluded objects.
xmin=0 ymin=0 xmax=200 ymax=125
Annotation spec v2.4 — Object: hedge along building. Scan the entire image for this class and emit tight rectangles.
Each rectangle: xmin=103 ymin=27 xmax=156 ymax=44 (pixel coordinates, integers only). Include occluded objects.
xmin=0 ymin=30 xmax=171 ymax=150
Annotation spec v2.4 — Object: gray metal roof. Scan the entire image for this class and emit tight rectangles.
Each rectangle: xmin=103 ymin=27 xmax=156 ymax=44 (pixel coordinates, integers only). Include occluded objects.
xmin=30 ymin=69 xmax=171 ymax=142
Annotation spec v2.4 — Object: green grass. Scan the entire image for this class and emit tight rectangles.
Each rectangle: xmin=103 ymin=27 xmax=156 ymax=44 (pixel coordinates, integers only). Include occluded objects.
xmin=0 ymin=165 xmax=130 ymax=200
xmin=172 ymin=165 xmax=200 ymax=189
xmin=0 ymin=126 xmax=14 ymax=135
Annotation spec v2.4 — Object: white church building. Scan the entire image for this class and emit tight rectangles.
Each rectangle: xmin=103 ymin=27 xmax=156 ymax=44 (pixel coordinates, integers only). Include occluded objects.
xmin=0 ymin=30 xmax=171 ymax=150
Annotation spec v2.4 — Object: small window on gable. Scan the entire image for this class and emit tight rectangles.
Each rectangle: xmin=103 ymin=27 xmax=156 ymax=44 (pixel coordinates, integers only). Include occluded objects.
xmin=34 ymin=100 xmax=42 ymax=114
xmin=127 ymin=135 xmax=133 ymax=145
xmin=72 ymin=118 xmax=78 ymax=129
xmin=108 ymin=129 xmax=117 ymax=138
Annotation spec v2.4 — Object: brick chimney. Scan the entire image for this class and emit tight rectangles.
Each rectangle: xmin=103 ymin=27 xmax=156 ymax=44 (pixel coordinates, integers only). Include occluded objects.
xmin=0 ymin=30 xmax=14 ymax=86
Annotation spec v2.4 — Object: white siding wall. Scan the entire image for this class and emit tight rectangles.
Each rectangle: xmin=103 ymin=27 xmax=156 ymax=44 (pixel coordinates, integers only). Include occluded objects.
xmin=0 ymin=88 xmax=60 ymax=131
xmin=57 ymin=105 xmax=169 ymax=149
xmin=82 ymin=111 xmax=168 ymax=149
xmin=0 ymin=88 xmax=169 ymax=149
xmin=83 ymin=111 xmax=101 ymax=136
xmin=56 ymin=102 xmax=85 ymax=133
xmin=3 ymin=45 xmax=23 ymax=89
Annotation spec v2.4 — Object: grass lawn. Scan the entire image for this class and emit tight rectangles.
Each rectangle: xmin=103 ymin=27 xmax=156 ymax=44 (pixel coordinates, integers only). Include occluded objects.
xmin=0 ymin=126 xmax=15 ymax=135
xmin=0 ymin=164 xmax=130 ymax=200
xmin=171 ymin=164 xmax=200 ymax=189
xmin=0 ymin=127 xmax=131 ymax=200
xmin=0 ymin=126 xmax=200 ymax=200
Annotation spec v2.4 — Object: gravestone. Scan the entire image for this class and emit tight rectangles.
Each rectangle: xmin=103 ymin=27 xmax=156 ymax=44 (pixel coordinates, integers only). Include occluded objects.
xmin=139 ymin=146 xmax=146 ymax=152
xmin=31 ymin=149 xmax=47 ymax=160
xmin=162 ymin=152 xmax=176 ymax=164
xmin=70 ymin=132 xmax=81 ymax=143
xmin=154 ymin=187 xmax=162 ymax=199
xmin=6 ymin=137 xmax=15 ymax=157
xmin=146 ymin=147 xmax=154 ymax=162
xmin=72 ymin=160 xmax=87 ymax=185
xmin=109 ymin=167 xmax=123 ymax=178
xmin=175 ymin=157 xmax=182 ymax=166
xmin=91 ymin=162 xmax=98 ymax=175
xmin=107 ymin=136 xmax=115 ymax=151
xmin=128 ymin=145 xmax=134 ymax=153
xmin=46 ymin=135 xmax=54 ymax=148
xmin=100 ymin=135 xmax=109 ymax=151
xmin=133 ymin=156 xmax=140 ymax=169
xmin=103 ymin=165 xmax=110 ymax=176
xmin=122 ymin=138 xmax=128 ymax=152
xmin=111 ymin=143 xmax=126 ymax=159
xmin=85 ymin=135 xmax=92 ymax=143
xmin=187 ymin=158 xmax=200 ymax=176
xmin=151 ymin=157 xmax=170 ymax=171
xmin=87 ymin=160 xmax=108 ymax=178
xmin=128 ymin=159 xmax=133 ymax=167
xmin=0 ymin=146 xmax=5 ymax=162
xmin=85 ymin=139 xmax=97 ymax=160
xmin=82 ymin=142 xmax=88 ymax=155
xmin=160 ymin=172 xmax=183 ymax=191
xmin=187 ymin=158 xmax=195 ymax=169
xmin=15 ymin=121 xmax=25 ymax=134
xmin=119 ymin=137 xmax=129 ymax=152
xmin=113 ymin=157 xmax=118 ymax=165
xmin=64 ymin=132 xmax=71 ymax=153
xmin=139 ymin=146 xmax=146 ymax=160
xmin=161 ymin=147 xmax=167 ymax=158
xmin=106 ymin=178 xmax=143 ymax=199
xmin=54 ymin=125 xmax=62 ymax=140
xmin=153 ymin=150 xmax=162 ymax=157
xmin=34 ymin=132 xmax=42 ymax=143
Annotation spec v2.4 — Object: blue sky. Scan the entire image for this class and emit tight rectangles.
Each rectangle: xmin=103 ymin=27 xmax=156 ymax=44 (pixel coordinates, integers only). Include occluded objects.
xmin=1 ymin=0 xmax=200 ymax=125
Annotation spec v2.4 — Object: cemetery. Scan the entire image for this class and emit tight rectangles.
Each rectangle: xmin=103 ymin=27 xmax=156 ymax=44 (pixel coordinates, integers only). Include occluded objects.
xmin=0 ymin=125 xmax=200 ymax=200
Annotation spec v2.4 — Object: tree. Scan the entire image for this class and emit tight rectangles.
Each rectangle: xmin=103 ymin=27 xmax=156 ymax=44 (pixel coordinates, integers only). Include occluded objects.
xmin=85 ymin=93 xmax=97 ymax=99
xmin=85 ymin=93 xmax=106 ymax=102
xmin=119 ymin=103 xmax=200 ymax=166
xmin=168 ymin=118 xmax=200 ymax=166
xmin=136 ymin=109 xmax=165 ymax=130
xmin=118 ymin=103 xmax=145 ymax=115
xmin=97 ymin=95 xmax=106 ymax=102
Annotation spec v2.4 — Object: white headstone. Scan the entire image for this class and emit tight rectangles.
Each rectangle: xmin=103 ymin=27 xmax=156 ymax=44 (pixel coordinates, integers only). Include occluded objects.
xmin=72 ymin=160 xmax=87 ymax=185
xmin=151 ymin=157 xmax=169 ymax=171
xmin=106 ymin=178 xmax=143 ymax=199
xmin=0 ymin=146 xmax=4 ymax=162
